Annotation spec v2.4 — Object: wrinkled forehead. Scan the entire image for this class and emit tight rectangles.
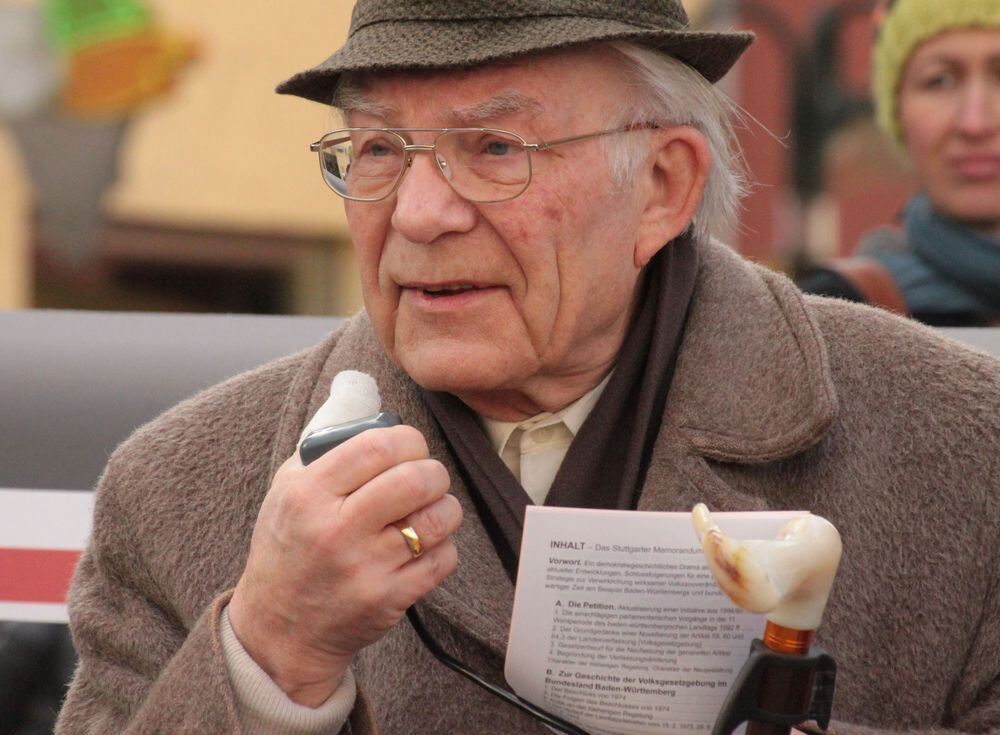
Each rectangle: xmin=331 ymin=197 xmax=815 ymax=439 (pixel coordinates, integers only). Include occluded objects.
xmin=336 ymin=44 xmax=631 ymax=125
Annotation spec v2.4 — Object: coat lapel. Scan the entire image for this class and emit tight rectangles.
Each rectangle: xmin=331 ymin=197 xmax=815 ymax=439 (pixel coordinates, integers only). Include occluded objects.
xmin=662 ymin=239 xmax=838 ymax=464
xmin=636 ymin=238 xmax=840 ymax=515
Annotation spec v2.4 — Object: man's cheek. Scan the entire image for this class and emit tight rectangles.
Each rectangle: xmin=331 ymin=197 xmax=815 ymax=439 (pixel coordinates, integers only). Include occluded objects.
xmin=541 ymin=199 xmax=569 ymax=228
xmin=367 ymin=301 xmax=404 ymax=366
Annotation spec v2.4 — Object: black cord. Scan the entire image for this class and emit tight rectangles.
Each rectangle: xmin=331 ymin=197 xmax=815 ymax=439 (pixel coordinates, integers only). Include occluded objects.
xmin=405 ymin=606 xmax=592 ymax=735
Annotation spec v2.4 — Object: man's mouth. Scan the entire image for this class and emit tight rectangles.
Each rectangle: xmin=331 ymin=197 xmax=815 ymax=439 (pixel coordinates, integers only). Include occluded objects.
xmin=420 ymin=283 xmax=479 ymax=297
xmin=400 ymin=281 xmax=501 ymax=310
xmin=404 ymin=281 xmax=495 ymax=298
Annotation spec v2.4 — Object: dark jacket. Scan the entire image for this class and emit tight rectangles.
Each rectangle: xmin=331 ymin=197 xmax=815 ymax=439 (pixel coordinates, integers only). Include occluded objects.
xmin=800 ymin=197 xmax=1000 ymax=327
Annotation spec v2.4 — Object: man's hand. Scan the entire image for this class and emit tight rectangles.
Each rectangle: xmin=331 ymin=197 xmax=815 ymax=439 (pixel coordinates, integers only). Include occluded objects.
xmin=227 ymin=425 xmax=462 ymax=707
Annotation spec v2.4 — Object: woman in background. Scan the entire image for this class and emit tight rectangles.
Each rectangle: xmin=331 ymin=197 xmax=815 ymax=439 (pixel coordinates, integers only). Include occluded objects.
xmin=801 ymin=0 xmax=1000 ymax=326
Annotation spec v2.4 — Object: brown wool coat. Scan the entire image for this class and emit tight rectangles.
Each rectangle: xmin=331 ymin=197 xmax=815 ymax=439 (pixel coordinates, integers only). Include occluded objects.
xmin=56 ymin=238 xmax=1000 ymax=735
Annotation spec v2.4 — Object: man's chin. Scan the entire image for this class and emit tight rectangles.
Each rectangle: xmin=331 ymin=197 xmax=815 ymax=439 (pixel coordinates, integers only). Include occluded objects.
xmin=403 ymin=361 xmax=501 ymax=395
xmin=395 ymin=347 xmax=523 ymax=397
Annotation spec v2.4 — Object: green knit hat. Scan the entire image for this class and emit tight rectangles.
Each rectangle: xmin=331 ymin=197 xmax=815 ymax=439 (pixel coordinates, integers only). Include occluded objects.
xmin=873 ymin=0 xmax=1000 ymax=145
xmin=277 ymin=0 xmax=754 ymax=105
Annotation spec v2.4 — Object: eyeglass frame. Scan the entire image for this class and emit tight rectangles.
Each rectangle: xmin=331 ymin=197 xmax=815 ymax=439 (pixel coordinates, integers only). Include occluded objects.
xmin=308 ymin=123 xmax=660 ymax=204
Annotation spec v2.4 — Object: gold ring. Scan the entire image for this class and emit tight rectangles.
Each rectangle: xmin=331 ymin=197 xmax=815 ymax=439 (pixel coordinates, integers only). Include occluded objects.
xmin=397 ymin=525 xmax=423 ymax=559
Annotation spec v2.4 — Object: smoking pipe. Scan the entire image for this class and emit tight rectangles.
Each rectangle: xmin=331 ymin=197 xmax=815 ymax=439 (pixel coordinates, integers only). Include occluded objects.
xmin=692 ymin=504 xmax=843 ymax=735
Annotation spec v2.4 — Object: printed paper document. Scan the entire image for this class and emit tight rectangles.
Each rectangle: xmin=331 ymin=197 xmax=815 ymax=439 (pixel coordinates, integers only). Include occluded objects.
xmin=505 ymin=506 xmax=801 ymax=735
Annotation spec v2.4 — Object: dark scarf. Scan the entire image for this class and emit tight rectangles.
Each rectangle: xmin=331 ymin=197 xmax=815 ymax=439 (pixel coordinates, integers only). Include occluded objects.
xmin=871 ymin=195 xmax=1000 ymax=317
xmin=421 ymin=233 xmax=698 ymax=582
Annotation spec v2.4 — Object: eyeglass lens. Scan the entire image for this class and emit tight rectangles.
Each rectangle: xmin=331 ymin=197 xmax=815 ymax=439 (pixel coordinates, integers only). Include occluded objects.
xmin=318 ymin=129 xmax=532 ymax=203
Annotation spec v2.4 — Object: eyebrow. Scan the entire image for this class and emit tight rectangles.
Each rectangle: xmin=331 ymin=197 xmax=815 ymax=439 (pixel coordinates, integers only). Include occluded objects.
xmin=914 ymin=51 xmax=1000 ymax=68
xmin=338 ymin=88 xmax=544 ymax=127
xmin=336 ymin=86 xmax=396 ymax=119
xmin=450 ymin=91 xmax=545 ymax=126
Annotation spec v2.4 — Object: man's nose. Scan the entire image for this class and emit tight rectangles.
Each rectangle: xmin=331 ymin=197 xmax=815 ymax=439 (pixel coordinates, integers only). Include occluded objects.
xmin=390 ymin=151 xmax=477 ymax=244
xmin=955 ymin=78 xmax=998 ymax=138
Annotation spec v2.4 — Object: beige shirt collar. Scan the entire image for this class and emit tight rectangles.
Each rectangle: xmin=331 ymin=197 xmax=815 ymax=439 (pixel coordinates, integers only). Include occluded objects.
xmin=480 ymin=372 xmax=612 ymax=454
xmin=479 ymin=372 xmax=612 ymax=505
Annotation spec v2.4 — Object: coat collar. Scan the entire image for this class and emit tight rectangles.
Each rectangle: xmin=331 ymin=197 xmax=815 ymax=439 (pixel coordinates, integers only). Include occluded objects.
xmin=663 ymin=238 xmax=838 ymax=463
xmin=265 ymin=236 xmax=840 ymax=663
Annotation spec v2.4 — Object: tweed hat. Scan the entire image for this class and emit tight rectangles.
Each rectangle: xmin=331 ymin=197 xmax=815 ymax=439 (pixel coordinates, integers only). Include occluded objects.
xmin=873 ymin=0 xmax=1000 ymax=145
xmin=276 ymin=0 xmax=755 ymax=105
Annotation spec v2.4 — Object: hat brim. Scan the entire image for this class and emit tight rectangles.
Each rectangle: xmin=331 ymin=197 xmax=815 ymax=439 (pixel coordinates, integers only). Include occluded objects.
xmin=276 ymin=16 xmax=754 ymax=105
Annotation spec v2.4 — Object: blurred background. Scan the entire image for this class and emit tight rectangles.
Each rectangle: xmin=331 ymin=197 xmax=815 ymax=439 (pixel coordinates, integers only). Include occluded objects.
xmin=0 ymin=0 xmax=912 ymax=318
xmin=0 ymin=0 xmax=358 ymax=316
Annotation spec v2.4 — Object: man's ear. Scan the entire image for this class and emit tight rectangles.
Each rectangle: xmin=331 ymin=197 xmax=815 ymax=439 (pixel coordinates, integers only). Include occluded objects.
xmin=634 ymin=126 xmax=711 ymax=268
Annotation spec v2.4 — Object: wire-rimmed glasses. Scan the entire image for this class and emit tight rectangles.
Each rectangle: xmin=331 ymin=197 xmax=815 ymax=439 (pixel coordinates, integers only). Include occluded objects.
xmin=309 ymin=124 xmax=658 ymax=204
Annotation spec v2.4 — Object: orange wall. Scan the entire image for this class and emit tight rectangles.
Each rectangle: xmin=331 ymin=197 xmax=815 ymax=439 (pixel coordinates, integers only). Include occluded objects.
xmin=108 ymin=0 xmax=354 ymax=237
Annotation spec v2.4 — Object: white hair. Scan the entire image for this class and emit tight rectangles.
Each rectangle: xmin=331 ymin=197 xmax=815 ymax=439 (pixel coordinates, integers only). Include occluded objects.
xmin=602 ymin=41 xmax=749 ymax=242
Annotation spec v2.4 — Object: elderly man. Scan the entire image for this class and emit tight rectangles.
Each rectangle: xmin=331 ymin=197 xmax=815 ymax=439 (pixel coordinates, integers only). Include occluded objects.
xmin=57 ymin=2 xmax=999 ymax=734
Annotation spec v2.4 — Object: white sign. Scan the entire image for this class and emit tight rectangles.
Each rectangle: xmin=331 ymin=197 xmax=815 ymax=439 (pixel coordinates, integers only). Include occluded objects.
xmin=0 ymin=489 xmax=94 ymax=623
